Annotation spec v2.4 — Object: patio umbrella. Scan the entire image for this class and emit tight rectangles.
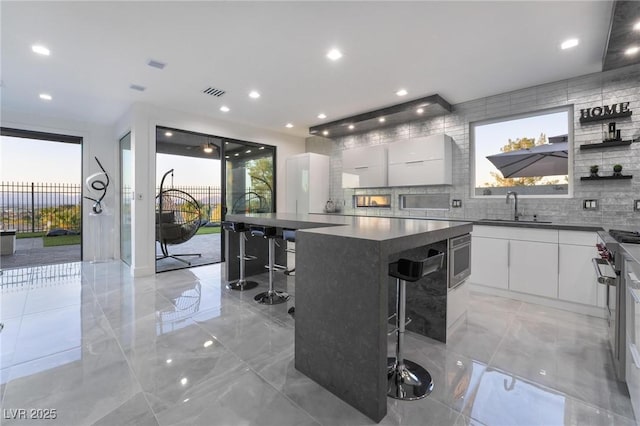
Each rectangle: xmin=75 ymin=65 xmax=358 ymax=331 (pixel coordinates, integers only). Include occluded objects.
xmin=486 ymin=141 xmax=568 ymax=178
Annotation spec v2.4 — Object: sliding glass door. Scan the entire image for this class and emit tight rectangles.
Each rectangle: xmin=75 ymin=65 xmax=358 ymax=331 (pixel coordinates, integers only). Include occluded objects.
xmin=119 ymin=132 xmax=132 ymax=265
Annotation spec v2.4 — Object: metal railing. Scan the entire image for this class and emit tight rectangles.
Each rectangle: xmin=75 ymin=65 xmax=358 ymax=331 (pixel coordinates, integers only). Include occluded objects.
xmin=0 ymin=182 xmax=273 ymax=234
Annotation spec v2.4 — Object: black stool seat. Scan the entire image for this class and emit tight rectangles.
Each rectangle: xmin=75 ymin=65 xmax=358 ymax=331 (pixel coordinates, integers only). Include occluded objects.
xmin=250 ymin=225 xmax=277 ymax=238
xmin=222 ymin=221 xmax=247 ymax=233
xmin=387 ymin=249 xmax=443 ymax=401
xmin=282 ymin=229 xmax=296 ymax=242
xmin=389 ymin=249 xmax=443 ymax=282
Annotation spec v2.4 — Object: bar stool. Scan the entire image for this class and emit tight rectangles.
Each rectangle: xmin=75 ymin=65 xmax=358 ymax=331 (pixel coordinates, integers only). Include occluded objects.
xmin=221 ymin=221 xmax=259 ymax=291
xmin=282 ymin=229 xmax=296 ymax=316
xmin=387 ymin=250 xmax=444 ymax=400
xmin=250 ymin=225 xmax=290 ymax=305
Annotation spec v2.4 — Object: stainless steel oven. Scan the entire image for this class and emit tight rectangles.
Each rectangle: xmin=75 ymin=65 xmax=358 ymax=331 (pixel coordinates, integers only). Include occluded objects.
xmin=449 ymin=234 xmax=471 ymax=289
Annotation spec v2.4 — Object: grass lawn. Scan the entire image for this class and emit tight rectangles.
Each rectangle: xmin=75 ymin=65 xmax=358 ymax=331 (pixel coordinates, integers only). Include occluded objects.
xmin=196 ymin=226 xmax=221 ymax=235
xmin=16 ymin=232 xmax=45 ymax=239
xmin=43 ymin=235 xmax=81 ymax=247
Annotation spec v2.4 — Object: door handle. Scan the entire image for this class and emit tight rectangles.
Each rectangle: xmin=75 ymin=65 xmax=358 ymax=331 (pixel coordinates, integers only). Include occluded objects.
xmin=405 ymin=160 xmax=425 ymax=165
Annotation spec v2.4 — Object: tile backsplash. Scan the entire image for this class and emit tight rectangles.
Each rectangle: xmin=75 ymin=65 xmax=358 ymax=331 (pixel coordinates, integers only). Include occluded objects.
xmin=306 ymin=64 xmax=640 ymax=227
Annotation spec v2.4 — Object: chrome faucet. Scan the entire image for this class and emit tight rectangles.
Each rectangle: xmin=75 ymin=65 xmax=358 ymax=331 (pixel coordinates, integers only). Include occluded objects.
xmin=506 ymin=191 xmax=520 ymax=221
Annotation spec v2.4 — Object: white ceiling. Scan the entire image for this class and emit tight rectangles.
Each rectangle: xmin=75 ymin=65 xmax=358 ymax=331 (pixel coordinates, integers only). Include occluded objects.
xmin=0 ymin=1 xmax=614 ymax=138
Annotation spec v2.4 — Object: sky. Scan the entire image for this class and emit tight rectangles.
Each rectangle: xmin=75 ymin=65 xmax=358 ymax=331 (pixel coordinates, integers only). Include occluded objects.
xmin=156 ymin=153 xmax=221 ymax=187
xmin=474 ymin=111 xmax=569 ymax=187
xmin=1 ymin=136 xmax=81 ymax=183
xmin=1 ymin=136 xmax=221 ymax=187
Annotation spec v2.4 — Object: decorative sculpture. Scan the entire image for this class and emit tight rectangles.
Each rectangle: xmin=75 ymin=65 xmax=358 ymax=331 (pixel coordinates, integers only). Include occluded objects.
xmin=84 ymin=156 xmax=110 ymax=214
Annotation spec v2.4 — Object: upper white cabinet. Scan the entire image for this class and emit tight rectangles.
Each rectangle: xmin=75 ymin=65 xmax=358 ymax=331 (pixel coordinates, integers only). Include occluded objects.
xmin=285 ymin=153 xmax=329 ymax=214
xmin=342 ymin=145 xmax=387 ymax=188
xmin=387 ymin=134 xmax=453 ymax=186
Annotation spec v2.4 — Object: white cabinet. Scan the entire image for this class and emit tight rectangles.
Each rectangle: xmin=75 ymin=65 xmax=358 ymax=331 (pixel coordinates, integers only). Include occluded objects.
xmin=558 ymin=231 xmax=600 ymax=306
xmin=470 ymin=236 xmax=509 ymax=289
xmin=342 ymin=145 xmax=387 ymax=188
xmin=471 ymin=225 xmax=602 ymax=310
xmin=509 ymin=240 xmax=558 ymax=298
xmin=387 ymin=134 xmax=452 ymax=186
xmin=285 ymin=153 xmax=329 ymax=214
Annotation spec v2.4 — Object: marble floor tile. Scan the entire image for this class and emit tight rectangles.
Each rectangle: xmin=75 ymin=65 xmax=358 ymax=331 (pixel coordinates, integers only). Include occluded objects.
xmin=1 ymin=260 xmax=636 ymax=426
xmin=151 ymin=368 xmax=320 ymax=426
xmin=92 ymin=392 xmax=159 ymax=426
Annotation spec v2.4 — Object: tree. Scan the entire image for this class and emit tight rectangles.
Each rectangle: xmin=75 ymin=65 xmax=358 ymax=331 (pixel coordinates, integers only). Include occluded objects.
xmin=246 ymin=157 xmax=274 ymax=211
xmin=483 ymin=133 xmax=555 ymax=187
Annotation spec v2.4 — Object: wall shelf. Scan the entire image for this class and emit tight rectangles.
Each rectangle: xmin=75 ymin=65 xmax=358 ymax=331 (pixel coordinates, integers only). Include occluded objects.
xmin=580 ymin=140 xmax=633 ymax=150
xmin=580 ymin=175 xmax=633 ymax=181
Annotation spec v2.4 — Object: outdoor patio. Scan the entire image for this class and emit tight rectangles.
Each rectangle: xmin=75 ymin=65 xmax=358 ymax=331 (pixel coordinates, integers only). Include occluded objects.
xmin=0 ymin=233 xmax=222 ymax=271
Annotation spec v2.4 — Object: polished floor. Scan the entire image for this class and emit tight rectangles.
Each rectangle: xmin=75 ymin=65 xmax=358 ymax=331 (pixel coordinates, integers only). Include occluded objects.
xmin=0 ymin=261 xmax=636 ymax=426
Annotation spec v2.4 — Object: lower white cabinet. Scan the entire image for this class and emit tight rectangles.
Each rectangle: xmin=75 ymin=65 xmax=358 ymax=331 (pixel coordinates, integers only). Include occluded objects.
xmin=471 ymin=225 xmax=600 ymax=309
xmin=558 ymin=244 xmax=599 ymax=306
xmin=470 ymin=236 xmax=509 ymax=289
xmin=509 ymin=240 xmax=558 ymax=298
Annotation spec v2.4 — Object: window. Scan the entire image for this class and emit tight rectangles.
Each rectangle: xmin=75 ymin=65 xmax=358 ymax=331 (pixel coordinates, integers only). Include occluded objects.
xmin=472 ymin=107 xmax=571 ymax=197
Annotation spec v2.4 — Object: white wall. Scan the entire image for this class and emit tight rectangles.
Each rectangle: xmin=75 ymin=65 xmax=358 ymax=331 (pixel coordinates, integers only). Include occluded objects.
xmin=121 ymin=102 xmax=306 ymax=276
xmin=1 ymin=109 xmax=118 ymax=262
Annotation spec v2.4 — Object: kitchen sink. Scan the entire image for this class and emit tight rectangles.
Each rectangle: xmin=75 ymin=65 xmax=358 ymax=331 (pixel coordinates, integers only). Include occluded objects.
xmin=479 ymin=218 xmax=552 ymax=224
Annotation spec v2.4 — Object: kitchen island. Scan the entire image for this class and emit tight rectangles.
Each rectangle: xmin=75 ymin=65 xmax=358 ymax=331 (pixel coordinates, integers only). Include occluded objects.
xmin=225 ymin=213 xmax=472 ymax=422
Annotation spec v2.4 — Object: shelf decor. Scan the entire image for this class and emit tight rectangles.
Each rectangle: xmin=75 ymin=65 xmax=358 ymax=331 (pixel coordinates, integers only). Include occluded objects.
xmin=579 ymin=102 xmax=632 ymax=124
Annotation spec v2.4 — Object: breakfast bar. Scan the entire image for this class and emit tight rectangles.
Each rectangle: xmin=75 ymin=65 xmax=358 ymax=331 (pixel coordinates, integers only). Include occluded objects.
xmin=225 ymin=213 xmax=472 ymax=422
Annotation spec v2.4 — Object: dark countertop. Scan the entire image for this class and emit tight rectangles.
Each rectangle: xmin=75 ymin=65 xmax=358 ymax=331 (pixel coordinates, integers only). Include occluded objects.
xmin=226 ymin=212 xmax=473 ymax=242
xmin=314 ymin=212 xmax=604 ymax=232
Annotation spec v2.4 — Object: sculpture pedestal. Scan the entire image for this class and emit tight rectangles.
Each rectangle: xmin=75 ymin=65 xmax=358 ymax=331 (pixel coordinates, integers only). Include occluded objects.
xmin=89 ymin=211 xmax=113 ymax=263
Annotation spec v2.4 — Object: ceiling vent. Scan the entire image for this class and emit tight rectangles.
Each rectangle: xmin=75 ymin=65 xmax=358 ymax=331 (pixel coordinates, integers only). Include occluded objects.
xmin=147 ymin=59 xmax=166 ymax=70
xmin=129 ymin=84 xmax=146 ymax=92
xmin=202 ymin=87 xmax=226 ymax=97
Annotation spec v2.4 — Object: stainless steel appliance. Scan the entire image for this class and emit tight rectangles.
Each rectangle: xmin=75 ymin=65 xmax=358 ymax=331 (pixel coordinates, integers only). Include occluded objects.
xmin=594 ymin=229 xmax=640 ymax=381
xmin=449 ymin=234 xmax=471 ymax=289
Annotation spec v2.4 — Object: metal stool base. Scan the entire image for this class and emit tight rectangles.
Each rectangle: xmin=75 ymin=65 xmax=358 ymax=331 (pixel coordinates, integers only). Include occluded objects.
xmin=226 ymin=279 xmax=259 ymax=291
xmin=254 ymin=290 xmax=290 ymax=305
xmin=387 ymin=358 xmax=433 ymax=400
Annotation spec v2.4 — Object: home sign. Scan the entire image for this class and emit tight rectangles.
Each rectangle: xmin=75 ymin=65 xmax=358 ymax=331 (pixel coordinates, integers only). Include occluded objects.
xmin=579 ymin=102 xmax=632 ymax=123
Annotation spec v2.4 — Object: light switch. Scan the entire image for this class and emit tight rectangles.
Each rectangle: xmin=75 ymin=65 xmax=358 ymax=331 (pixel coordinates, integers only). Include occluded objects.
xmin=583 ymin=199 xmax=598 ymax=210
xmin=635 ymin=200 xmax=640 ymax=212
xmin=451 ymin=199 xmax=462 ymax=208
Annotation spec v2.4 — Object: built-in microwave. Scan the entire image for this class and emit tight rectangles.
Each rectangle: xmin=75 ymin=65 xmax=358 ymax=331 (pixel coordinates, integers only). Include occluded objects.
xmin=449 ymin=234 xmax=471 ymax=289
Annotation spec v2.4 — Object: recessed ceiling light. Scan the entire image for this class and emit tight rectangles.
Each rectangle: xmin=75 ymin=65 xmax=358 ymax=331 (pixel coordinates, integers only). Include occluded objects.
xmin=249 ymin=90 xmax=260 ymax=99
xmin=220 ymin=105 xmax=230 ymax=112
xmin=203 ymin=340 xmax=213 ymax=348
xmin=318 ymin=113 xmax=327 ymax=119
xmin=180 ymin=378 xmax=188 ymax=386
xmin=204 ymin=145 xmax=214 ymax=154
xmin=259 ymin=146 xmax=265 ymax=150
xmin=245 ymin=149 xmax=252 ymax=153
xmin=396 ymin=89 xmax=408 ymax=97
xmin=348 ymin=124 xmax=355 ymax=130
xmin=234 ymin=153 xmax=239 ymax=157
xmin=417 ymin=108 xmax=424 ymax=114
xmin=285 ymin=123 xmax=294 ymax=128
xmin=561 ymin=38 xmax=579 ymax=50
xmin=225 ymin=141 xmax=229 ymax=145
xmin=225 ymin=155 xmax=230 ymax=159
xmin=322 ymin=130 xmax=329 ymax=136
xmin=166 ymin=359 xmax=172 ymax=364
xmin=378 ymin=117 xmax=386 ymax=123
xmin=164 ymin=131 xmax=173 ymax=137
xmin=326 ymin=48 xmax=343 ymax=61
xmin=634 ymin=21 xmax=640 ymax=31
xmin=147 ymin=59 xmax=166 ymax=70
xmin=625 ymin=46 xmax=640 ymax=56
xmin=39 ymin=93 xmax=52 ymax=101
xmin=31 ymin=45 xmax=50 ymax=56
